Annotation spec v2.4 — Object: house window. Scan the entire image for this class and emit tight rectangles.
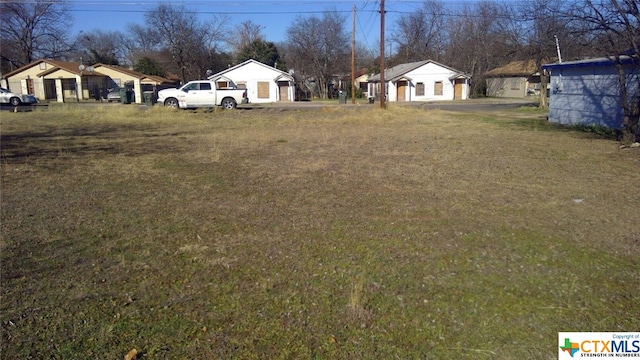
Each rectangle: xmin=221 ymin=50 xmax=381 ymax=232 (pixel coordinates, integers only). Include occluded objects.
xmin=434 ymin=81 xmax=443 ymax=96
xmin=217 ymin=81 xmax=229 ymax=89
xmin=39 ymin=63 xmax=47 ymax=70
xmin=511 ymin=79 xmax=520 ymax=90
xmin=236 ymin=82 xmax=247 ymax=90
xmin=258 ymin=81 xmax=269 ymax=98
xmin=416 ymin=82 xmax=425 ymax=96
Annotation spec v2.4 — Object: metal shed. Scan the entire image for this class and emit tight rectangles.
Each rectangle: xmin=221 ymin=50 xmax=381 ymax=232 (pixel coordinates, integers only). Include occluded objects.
xmin=543 ymin=56 xmax=639 ymax=129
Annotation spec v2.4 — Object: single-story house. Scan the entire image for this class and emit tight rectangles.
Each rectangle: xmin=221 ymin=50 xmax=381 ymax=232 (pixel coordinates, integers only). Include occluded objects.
xmin=1 ymin=59 xmax=107 ymax=103
xmin=485 ymin=60 xmax=541 ymax=97
xmin=542 ymin=55 xmax=640 ymax=129
xmin=354 ymin=68 xmax=371 ymax=93
xmin=1 ymin=59 xmax=176 ymax=104
xmin=339 ymin=68 xmax=372 ymax=94
xmin=91 ymin=64 xmax=177 ymax=103
xmin=367 ymin=60 xmax=471 ymax=102
xmin=208 ymin=59 xmax=295 ymax=103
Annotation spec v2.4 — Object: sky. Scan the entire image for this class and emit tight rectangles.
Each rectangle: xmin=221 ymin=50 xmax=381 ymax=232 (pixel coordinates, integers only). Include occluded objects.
xmin=66 ymin=0 xmax=475 ymax=53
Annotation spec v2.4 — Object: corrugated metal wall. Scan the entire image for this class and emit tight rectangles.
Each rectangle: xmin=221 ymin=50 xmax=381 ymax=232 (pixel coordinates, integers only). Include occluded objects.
xmin=547 ymin=65 xmax=636 ymax=129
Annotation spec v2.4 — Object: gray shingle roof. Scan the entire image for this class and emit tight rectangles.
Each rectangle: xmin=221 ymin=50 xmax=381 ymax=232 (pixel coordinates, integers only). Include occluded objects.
xmin=368 ymin=60 xmax=469 ymax=82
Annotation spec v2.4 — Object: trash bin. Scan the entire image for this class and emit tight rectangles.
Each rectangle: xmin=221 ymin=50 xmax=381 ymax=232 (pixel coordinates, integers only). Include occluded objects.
xmin=125 ymin=90 xmax=133 ymax=104
xmin=368 ymin=97 xmax=374 ymax=104
xmin=119 ymin=88 xmax=128 ymax=104
xmin=143 ymin=91 xmax=154 ymax=106
xmin=339 ymin=91 xmax=347 ymax=104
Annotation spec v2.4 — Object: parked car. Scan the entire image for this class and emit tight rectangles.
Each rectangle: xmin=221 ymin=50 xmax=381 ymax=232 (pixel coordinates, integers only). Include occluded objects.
xmin=106 ymin=88 xmax=123 ymax=102
xmin=107 ymin=89 xmax=120 ymax=102
xmin=0 ymin=87 xmax=37 ymax=106
xmin=107 ymin=88 xmax=136 ymax=103
xmin=157 ymin=80 xmax=248 ymax=109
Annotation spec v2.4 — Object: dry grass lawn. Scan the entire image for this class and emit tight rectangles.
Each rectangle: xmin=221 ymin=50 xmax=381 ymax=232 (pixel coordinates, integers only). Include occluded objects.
xmin=1 ymin=104 xmax=639 ymax=359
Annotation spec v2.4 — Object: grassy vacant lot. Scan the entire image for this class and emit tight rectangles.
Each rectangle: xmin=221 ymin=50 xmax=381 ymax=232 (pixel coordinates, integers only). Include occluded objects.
xmin=1 ymin=104 xmax=639 ymax=359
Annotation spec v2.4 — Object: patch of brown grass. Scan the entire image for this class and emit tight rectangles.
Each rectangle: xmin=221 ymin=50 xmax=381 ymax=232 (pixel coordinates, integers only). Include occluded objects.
xmin=1 ymin=104 xmax=639 ymax=359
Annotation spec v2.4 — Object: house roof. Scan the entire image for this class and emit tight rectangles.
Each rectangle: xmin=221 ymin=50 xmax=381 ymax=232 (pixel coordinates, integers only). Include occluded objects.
xmin=2 ymin=59 xmax=87 ymax=78
xmin=92 ymin=63 xmax=175 ymax=84
xmin=37 ymin=64 xmax=107 ymax=78
xmin=2 ymin=59 xmax=176 ymax=84
xmin=485 ymin=60 xmax=539 ymax=77
xmin=368 ymin=60 xmax=469 ymax=82
xmin=340 ymin=67 xmax=372 ymax=81
xmin=542 ymin=55 xmax=639 ymax=70
xmin=209 ymin=59 xmax=294 ymax=82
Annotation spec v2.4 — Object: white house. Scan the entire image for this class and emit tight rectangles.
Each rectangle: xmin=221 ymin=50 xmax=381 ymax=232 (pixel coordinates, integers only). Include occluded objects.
xmin=367 ymin=60 xmax=471 ymax=102
xmin=543 ymin=55 xmax=639 ymax=129
xmin=208 ymin=59 xmax=295 ymax=103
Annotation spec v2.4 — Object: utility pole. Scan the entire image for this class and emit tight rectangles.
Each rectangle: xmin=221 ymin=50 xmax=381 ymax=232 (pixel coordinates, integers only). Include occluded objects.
xmin=379 ymin=0 xmax=386 ymax=109
xmin=351 ymin=4 xmax=356 ymax=104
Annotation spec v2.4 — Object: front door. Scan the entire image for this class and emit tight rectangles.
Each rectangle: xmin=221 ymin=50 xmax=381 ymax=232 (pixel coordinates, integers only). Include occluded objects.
xmin=278 ymin=82 xmax=289 ymax=102
xmin=26 ymin=78 xmax=34 ymax=94
xmin=454 ymin=79 xmax=464 ymax=99
xmin=44 ymin=79 xmax=57 ymax=100
xmin=397 ymin=81 xmax=407 ymax=102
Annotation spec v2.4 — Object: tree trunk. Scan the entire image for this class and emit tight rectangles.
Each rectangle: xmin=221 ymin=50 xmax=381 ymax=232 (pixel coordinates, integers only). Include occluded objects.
xmin=540 ymin=68 xmax=549 ymax=109
xmin=622 ymin=101 xmax=640 ymax=144
xmin=615 ymin=58 xmax=639 ymax=144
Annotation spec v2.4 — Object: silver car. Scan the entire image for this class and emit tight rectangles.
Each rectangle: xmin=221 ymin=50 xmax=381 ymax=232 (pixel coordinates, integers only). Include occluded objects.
xmin=0 ymin=87 xmax=37 ymax=106
xmin=107 ymin=88 xmax=121 ymax=102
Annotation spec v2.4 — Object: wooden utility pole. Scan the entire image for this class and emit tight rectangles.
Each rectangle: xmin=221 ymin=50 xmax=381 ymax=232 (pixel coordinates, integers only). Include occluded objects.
xmin=351 ymin=4 xmax=356 ymax=104
xmin=379 ymin=0 xmax=386 ymax=109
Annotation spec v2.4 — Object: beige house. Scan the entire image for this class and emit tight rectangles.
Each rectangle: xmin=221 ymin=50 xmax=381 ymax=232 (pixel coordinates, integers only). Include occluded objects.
xmin=92 ymin=63 xmax=177 ymax=103
xmin=1 ymin=59 xmax=175 ymax=104
xmin=340 ymin=68 xmax=371 ymax=95
xmin=1 ymin=59 xmax=104 ymax=102
xmin=485 ymin=60 xmax=541 ymax=98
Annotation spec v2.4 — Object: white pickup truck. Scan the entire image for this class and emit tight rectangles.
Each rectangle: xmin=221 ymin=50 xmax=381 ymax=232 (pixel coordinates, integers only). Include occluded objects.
xmin=157 ymin=80 xmax=248 ymax=109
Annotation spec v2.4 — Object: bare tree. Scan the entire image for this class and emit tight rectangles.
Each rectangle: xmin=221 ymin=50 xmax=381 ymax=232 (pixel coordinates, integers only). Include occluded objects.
xmin=145 ymin=3 xmax=228 ymax=82
xmin=444 ymin=1 xmax=513 ymax=96
xmin=285 ymin=11 xmax=350 ymax=99
xmin=0 ymin=0 xmax=72 ymax=70
xmin=391 ymin=0 xmax=446 ymax=64
xmin=70 ymin=30 xmax=128 ymax=65
xmin=511 ymin=0 xmax=574 ymax=107
xmin=120 ymin=24 xmax=163 ymax=66
xmin=228 ymin=21 xmax=265 ymax=55
xmin=572 ymin=0 xmax=640 ymax=143
xmin=127 ymin=24 xmax=163 ymax=54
